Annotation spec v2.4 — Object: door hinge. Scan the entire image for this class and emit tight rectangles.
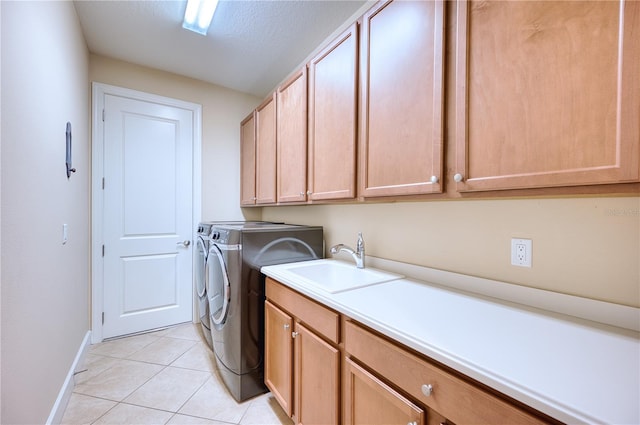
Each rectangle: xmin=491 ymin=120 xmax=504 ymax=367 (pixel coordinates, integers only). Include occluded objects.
xmin=102 ymin=177 xmax=105 ymax=189
xmin=102 ymin=109 xmax=105 ymax=122
xmin=102 ymin=245 xmax=105 ymax=257
xmin=102 ymin=312 xmax=105 ymax=325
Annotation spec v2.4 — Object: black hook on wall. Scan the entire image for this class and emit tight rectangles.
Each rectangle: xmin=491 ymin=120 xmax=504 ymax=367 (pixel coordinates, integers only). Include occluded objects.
xmin=66 ymin=121 xmax=76 ymax=178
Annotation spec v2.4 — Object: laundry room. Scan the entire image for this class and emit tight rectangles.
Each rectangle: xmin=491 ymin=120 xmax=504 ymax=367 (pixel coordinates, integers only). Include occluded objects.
xmin=1 ymin=1 xmax=639 ymax=425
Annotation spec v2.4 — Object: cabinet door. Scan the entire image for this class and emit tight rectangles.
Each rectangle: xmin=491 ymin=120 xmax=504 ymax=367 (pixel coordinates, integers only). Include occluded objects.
xmin=344 ymin=358 xmax=424 ymax=425
xmin=240 ymin=112 xmax=256 ymax=206
xmin=359 ymin=0 xmax=445 ymax=197
xmin=277 ymin=68 xmax=308 ymax=203
xmin=294 ymin=323 xmax=340 ymax=425
xmin=264 ymin=301 xmax=293 ymax=416
xmin=256 ymin=93 xmax=277 ymax=204
xmin=454 ymin=1 xmax=640 ymax=191
xmin=308 ymin=24 xmax=358 ymax=201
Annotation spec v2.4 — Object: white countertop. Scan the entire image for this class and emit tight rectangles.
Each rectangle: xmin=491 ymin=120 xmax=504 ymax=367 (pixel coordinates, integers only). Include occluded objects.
xmin=262 ymin=260 xmax=640 ymax=424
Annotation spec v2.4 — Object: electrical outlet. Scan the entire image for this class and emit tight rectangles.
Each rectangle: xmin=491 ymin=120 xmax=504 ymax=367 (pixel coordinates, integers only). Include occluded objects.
xmin=511 ymin=238 xmax=532 ymax=267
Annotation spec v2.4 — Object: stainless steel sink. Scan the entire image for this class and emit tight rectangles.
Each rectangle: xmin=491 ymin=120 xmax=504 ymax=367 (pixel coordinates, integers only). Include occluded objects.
xmin=281 ymin=259 xmax=403 ymax=293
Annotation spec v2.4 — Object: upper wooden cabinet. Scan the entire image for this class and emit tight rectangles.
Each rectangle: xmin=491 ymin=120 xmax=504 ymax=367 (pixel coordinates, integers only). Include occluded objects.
xmin=454 ymin=0 xmax=640 ymax=192
xmin=240 ymin=113 xmax=256 ymax=206
xmin=277 ymin=68 xmax=308 ymax=203
xmin=255 ymin=94 xmax=277 ymax=204
xmin=242 ymin=0 xmax=638 ymax=207
xmin=359 ymin=0 xmax=445 ymax=198
xmin=308 ymin=23 xmax=359 ymax=201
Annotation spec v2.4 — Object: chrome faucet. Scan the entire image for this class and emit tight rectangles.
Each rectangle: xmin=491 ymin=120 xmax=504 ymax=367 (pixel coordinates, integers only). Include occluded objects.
xmin=330 ymin=232 xmax=365 ymax=269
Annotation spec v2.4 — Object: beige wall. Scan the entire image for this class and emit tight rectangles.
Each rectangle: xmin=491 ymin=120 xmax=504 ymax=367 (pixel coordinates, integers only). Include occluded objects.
xmin=262 ymin=196 xmax=640 ymax=307
xmin=89 ymin=55 xmax=262 ymax=222
xmin=1 ymin=2 xmax=91 ymax=423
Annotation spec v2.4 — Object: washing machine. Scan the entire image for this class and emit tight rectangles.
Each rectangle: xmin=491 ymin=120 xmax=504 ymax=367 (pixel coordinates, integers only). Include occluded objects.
xmin=207 ymin=222 xmax=324 ymax=402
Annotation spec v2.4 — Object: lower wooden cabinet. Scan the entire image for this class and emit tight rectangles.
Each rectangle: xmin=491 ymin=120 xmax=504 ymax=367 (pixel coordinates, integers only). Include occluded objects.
xmin=344 ymin=320 xmax=553 ymax=425
xmin=265 ymin=278 xmax=559 ymax=425
xmin=265 ymin=278 xmax=340 ymax=424
xmin=294 ymin=322 xmax=340 ymax=424
xmin=264 ymin=301 xmax=293 ymax=416
xmin=344 ymin=358 xmax=424 ymax=425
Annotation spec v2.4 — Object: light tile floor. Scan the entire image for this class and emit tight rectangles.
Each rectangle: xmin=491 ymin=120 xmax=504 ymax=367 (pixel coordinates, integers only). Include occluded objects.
xmin=61 ymin=323 xmax=293 ymax=425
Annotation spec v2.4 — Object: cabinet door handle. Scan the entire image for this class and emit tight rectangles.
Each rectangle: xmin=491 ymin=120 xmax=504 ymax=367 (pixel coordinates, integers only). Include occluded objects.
xmin=306 ymin=190 xmax=312 ymax=196
xmin=299 ymin=192 xmax=305 ymax=197
xmin=284 ymin=324 xmax=290 ymax=330
xmin=430 ymin=175 xmax=439 ymax=184
xmin=407 ymin=422 xmax=418 ymax=425
xmin=453 ymin=173 xmax=464 ymax=183
xmin=421 ymin=384 xmax=433 ymax=397
xmin=291 ymin=331 xmax=299 ymax=338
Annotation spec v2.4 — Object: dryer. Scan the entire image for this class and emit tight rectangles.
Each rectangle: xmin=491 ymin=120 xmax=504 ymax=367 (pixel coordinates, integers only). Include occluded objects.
xmin=196 ymin=221 xmax=263 ymax=349
xmin=207 ymin=222 xmax=323 ymax=402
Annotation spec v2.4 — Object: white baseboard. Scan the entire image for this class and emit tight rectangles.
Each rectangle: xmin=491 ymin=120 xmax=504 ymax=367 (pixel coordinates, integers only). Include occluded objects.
xmin=46 ymin=331 xmax=92 ymax=425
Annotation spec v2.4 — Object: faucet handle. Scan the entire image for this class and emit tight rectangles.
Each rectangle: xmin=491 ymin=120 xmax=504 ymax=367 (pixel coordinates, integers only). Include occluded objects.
xmin=356 ymin=232 xmax=364 ymax=252
xmin=356 ymin=232 xmax=365 ymax=268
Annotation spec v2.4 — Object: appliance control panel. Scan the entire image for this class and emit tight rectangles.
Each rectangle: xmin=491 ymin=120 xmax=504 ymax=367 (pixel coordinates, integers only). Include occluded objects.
xmin=210 ymin=228 xmax=231 ymax=244
xmin=197 ymin=223 xmax=213 ymax=236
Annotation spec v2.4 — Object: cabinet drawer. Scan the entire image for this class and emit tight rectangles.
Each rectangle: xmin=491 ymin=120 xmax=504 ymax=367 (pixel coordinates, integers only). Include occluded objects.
xmin=345 ymin=321 xmax=550 ymax=425
xmin=266 ymin=278 xmax=339 ymax=343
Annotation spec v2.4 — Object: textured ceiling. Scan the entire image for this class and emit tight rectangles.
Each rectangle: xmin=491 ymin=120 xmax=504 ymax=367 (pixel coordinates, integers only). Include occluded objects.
xmin=74 ymin=0 xmax=369 ymax=97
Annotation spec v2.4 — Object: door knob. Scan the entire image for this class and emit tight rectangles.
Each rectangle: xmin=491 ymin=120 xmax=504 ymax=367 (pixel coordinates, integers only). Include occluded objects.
xmin=177 ymin=240 xmax=191 ymax=247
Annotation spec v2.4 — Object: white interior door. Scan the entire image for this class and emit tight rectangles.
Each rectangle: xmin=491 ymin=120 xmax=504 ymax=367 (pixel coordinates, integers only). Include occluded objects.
xmin=101 ymin=93 xmax=194 ymax=339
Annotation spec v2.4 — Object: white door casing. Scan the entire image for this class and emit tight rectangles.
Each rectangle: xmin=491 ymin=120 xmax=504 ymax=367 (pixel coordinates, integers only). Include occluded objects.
xmin=92 ymin=83 xmax=202 ymax=342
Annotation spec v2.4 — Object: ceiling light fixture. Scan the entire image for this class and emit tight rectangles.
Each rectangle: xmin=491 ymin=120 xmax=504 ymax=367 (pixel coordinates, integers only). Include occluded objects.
xmin=182 ymin=0 xmax=219 ymax=35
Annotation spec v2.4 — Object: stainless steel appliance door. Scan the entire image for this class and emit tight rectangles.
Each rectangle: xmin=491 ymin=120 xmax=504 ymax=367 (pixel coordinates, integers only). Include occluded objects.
xmin=207 ymin=244 xmax=236 ymax=328
xmin=195 ymin=236 xmax=207 ymax=300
